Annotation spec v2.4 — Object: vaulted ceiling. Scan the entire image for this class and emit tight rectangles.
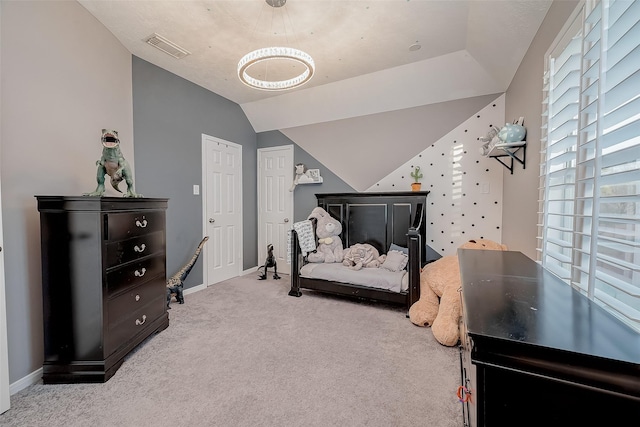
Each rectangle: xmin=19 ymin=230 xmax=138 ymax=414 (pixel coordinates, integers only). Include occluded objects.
xmin=78 ymin=0 xmax=552 ymax=132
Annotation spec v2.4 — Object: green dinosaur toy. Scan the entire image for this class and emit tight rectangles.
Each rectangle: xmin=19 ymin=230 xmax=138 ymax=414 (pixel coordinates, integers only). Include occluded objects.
xmin=84 ymin=129 xmax=142 ymax=198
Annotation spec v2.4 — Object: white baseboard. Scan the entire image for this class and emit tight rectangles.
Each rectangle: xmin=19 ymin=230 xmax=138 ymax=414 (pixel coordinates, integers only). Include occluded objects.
xmin=10 ymin=367 xmax=42 ymax=395
xmin=242 ymin=266 xmax=259 ymax=276
xmin=10 ymin=283 xmax=212 ymax=396
xmin=183 ymin=283 xmax=206 ymax=295
xmin=12 ymin=272 xmax=286 ymax=395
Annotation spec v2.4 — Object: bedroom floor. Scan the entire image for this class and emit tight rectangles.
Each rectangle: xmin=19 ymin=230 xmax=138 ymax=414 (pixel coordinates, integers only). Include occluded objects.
xmin=2 ymin=274 xmax=462 ymax=427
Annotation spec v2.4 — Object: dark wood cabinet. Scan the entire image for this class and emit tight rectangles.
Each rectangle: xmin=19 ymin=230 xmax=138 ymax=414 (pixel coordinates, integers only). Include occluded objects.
xmin=36 ymin=196 xmax=169 ymax=384
xmin=458 ymin=249 xmax=640 ymax=426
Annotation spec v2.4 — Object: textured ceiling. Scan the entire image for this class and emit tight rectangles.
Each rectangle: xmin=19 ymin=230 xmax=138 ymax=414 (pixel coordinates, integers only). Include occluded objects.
xmin=78 ymin=0 xmax=552 ymax=132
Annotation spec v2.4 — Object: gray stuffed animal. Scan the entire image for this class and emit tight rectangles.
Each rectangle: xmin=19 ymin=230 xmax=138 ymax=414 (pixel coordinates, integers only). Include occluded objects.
xmin=307 ymin=207 xmax=344 ymax=263
xmin=342 ymin=243 xmax=386 ymax=270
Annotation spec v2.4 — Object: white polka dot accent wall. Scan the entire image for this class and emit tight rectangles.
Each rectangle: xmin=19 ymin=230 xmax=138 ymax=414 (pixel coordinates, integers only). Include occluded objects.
xmin=367 ymin=94 xmax=505 ymax=257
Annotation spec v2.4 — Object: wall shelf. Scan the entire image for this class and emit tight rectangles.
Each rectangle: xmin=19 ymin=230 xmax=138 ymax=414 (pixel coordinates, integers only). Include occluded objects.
xmin=486 ymin=141 xmax=526 ymax=174
xmin=297 ymin=168 xmax=323 ymax=184
xmin=298 ymin=176 xmax=322 ymax=185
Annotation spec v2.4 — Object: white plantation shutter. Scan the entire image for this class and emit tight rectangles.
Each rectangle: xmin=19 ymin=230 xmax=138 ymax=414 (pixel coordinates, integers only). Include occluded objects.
xmin=540 ymin=0 xmax=640 ymax=332
xmin=539 ymin=15 xmax=582 ymax=280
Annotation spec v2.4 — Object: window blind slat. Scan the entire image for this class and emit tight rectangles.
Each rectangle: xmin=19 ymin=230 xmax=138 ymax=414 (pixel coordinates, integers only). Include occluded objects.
xmin=604 ymin=68 xmax=640 ymax=111
xmin=607 ymin=21 xmax=640 ymax=66
xmin=601 ymin=169 xmax=640 ymax=187
xmin=605 ymin=44 xmax=640 ymax=92
xmin=602 ymin=96 xmax=640 ymax=131
xmin=547 ymin=150 xmax=577 ymax=168
xmin=552 ymin=68 xmax=581 ymax=96
xmin=607 ymin=0 xmax=640 ymax=47
xmin=553 ymin=37 xmax=582 ymax=73
xmin=600 ymin=117 xmax=640 ymax=150
xmin=594 ymin=290 xmax=640 ymax=328
xmin=609 ymin=0 xmax=634 ymax=25
xmin=549 ymin=135 xmax=578 ymax=156
xmin=550 ymin=102 xmax=580 ymax=128
xmin=600 ymin=144 xmax=639 ymax=169
xmin=585 ymin=0 xmax=602 ymax=24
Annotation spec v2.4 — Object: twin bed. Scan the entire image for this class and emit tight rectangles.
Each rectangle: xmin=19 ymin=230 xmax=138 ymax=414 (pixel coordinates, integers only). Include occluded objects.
xmin=289 ymin=192 xmax=429 ymax=312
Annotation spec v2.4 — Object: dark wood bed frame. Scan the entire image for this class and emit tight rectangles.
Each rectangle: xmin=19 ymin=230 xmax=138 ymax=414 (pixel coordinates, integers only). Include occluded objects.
xmin=289 ymin=192 xmax=429 ymax=312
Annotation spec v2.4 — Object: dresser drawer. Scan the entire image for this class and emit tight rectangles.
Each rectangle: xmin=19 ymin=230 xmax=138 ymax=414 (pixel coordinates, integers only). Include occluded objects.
xmin=105 ymin=279 xmax=166 ymax=355
xmin=106 ymin=231 xmax=164 ymax=268
xmin=106 ymin=255 xmax=165 ymax=297
xmin=106 ymin=211 xmax=165 ymax=242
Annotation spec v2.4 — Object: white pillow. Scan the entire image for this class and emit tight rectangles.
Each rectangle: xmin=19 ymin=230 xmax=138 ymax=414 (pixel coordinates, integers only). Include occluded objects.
xmin=381 ymin=250 xmax=408 ymax=272
xmin=389 ymin=243 xmax=408 ymax=255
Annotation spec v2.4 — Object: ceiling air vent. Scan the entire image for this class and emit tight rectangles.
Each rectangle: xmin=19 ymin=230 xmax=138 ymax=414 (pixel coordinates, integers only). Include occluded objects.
xmin=144 ymin=33 xmax=191 ymax=59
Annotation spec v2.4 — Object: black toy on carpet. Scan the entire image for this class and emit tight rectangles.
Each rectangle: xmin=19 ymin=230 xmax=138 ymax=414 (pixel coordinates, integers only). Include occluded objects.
xmin=258 ymin=244 xmax=280 ymax=280
xmin=167 ymin=236 xmax=209 ymax=308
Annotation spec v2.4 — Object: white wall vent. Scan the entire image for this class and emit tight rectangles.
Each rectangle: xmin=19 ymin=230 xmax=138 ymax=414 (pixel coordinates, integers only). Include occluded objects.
xmin=144 ymin=33 xmax=191 ymax=59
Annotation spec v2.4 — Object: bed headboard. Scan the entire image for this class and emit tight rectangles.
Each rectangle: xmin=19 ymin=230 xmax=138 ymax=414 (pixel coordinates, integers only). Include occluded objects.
xmin=316 ymin=192 xmax=429 ymax=265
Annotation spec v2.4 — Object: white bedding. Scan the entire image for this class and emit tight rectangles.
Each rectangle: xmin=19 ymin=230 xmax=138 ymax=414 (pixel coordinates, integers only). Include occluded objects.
xmin=300 ymin=263 xmax=408 ymax=293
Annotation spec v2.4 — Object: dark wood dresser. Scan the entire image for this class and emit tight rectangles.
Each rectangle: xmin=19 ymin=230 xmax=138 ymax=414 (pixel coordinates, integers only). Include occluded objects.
xmin=36 ymin=196 xmax=169 ymax=384
xmin=458 ymin=249 xmax=640 ymax=426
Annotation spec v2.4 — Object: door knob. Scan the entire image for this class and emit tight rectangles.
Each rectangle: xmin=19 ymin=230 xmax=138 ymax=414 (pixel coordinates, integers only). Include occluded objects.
xmin=284 ymin=218 xmax=289 ymax=223
xmin=209 ymin=218 xmax=215 ymax=223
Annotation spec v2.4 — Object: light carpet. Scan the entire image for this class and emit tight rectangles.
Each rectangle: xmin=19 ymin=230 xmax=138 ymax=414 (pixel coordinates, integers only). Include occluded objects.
xmin=1 ymin=274 xmax=463 ymax=427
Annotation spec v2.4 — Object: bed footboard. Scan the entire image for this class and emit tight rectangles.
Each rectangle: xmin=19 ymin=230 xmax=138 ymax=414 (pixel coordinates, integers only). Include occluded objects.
xmin=289 ymin=229 xmax=302 ymax=297
xmin=406 ymin=226 xmax=421 ymax=309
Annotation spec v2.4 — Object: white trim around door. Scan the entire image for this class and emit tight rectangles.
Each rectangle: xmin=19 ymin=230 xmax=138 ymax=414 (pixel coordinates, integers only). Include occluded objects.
xmin=257 ymin=145 xmax=294 ymax=277
xmin=201 ymin=134 xmax=243 ymax=286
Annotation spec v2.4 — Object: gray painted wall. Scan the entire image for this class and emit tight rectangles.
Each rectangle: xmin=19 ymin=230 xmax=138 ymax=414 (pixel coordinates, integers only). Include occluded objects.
xmin=132 ymin=57 xmax=258 ymax=278
xmin=257 ymin=131 xmax=354 ymax=222
xmin=503 ymin=0 xmax=579 ymax=259
xmin=1 ymin=1 xmax=134 ymax=383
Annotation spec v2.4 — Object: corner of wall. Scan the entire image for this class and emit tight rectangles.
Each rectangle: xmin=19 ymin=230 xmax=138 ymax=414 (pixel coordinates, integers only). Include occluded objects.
xmin=367 ymin=95 xmax=506 ymax=257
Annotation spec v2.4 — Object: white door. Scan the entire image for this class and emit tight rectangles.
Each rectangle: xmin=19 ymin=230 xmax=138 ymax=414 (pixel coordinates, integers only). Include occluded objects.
xmin=202 ymin=135 xmax=242 ymax=285
xmin=0 ymin=169 xmax=9 ymax=414
xmin=258 ymin=146 xmax=293 ymax=276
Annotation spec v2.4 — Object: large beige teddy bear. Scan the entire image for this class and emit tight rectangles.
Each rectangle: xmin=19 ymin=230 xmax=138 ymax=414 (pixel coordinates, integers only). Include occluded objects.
xmin=307 ymin=207 xmax=344 ymax=263
xmin=409 ymin=239 xmax=507 ymax=346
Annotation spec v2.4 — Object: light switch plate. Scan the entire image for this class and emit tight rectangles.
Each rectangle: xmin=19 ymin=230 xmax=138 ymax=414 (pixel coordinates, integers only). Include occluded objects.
xmin=193 ymin=185 xmax=200 ymax=195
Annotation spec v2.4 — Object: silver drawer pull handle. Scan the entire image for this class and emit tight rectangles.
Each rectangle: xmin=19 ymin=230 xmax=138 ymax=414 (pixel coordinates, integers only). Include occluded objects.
xmin=135 ymin=219 xmax=148 ymax=228
xmin=135 ymin=294 xmax=140 ymax=301
xmin=135 ymin=315 xmax=147 ymax=326
xmin=134 ymin=268 xmax=146 ymax=277
xmin=134 ymin=244 xmax=146 ymax=253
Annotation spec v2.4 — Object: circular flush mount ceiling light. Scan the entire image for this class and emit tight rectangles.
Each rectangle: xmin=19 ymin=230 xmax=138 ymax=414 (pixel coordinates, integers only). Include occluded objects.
xmin=237 ymin=47 xmax=315 ymax=91
xmin=237 ymin=0 xmax=315 ymax=91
